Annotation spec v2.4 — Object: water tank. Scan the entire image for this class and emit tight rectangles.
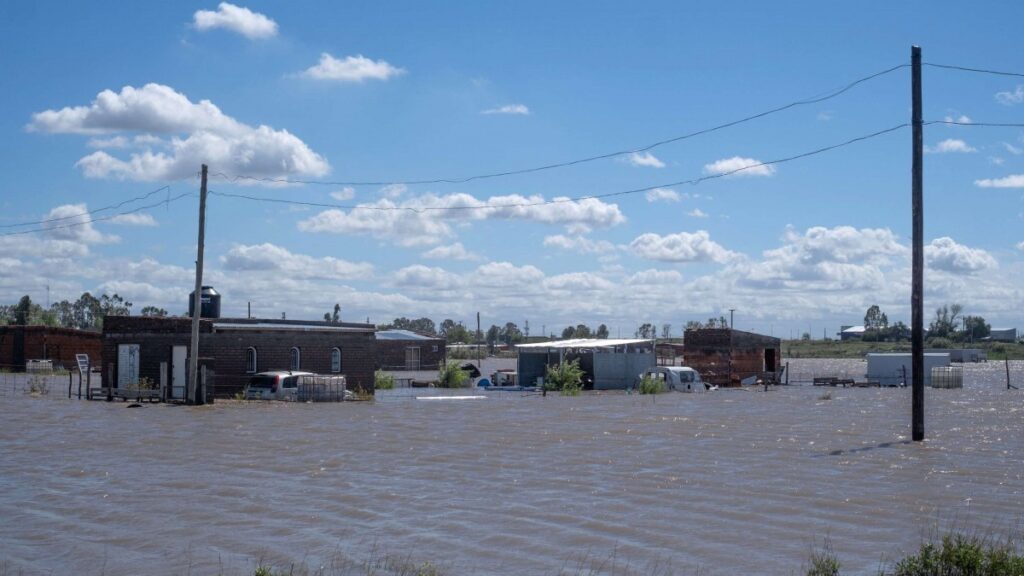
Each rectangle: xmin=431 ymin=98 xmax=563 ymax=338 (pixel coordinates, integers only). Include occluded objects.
xmin=188 ymin=286 xmax=221 ymax=318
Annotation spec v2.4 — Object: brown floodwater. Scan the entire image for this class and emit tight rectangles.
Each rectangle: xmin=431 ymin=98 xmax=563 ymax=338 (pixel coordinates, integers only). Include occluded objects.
xmin=1 ymin=359 xmax=1022 ymax=575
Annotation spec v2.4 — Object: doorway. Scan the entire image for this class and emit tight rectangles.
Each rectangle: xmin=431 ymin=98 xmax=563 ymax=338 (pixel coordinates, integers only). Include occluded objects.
xmin=764 ymin=348 xmax=777 ymax=373
xmin=405 ymin=347 xmax=421 ymax=370
xmin=171 ymin=345 xmax=187 ymax=400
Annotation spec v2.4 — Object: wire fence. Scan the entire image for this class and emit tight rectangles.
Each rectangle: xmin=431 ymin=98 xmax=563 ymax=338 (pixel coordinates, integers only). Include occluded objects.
xmin=0 ymin=371 xmax=101 ymax=399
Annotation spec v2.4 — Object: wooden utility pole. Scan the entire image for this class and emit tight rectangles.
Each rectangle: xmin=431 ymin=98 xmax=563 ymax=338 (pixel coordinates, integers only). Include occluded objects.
xmin=911 ymin=46 xmax=925 ymax=441
xmin=188 ymin=164 xmax=208 ymax=405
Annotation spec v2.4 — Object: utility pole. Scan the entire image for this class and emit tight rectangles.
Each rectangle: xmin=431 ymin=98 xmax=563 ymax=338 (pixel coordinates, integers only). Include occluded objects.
xmin=188 ymin=164 xmax=208 ymax=405
xmin=476 ymin=312 xmax=481 ymax=371
xmin=729 ymin=309 xmax=735 ymax=330
xmin=911 ymin=45 xmax=925 ymax=441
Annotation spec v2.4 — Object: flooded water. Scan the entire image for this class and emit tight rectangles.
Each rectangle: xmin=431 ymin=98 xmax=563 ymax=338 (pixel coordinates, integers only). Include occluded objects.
xmin=1 ymin=359 xmax=1022 ymax=575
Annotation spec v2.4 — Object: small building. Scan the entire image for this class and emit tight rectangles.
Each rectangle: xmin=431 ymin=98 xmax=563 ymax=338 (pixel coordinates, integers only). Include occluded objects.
xmin=927 ymin=348 xmax=986 ymax=363
xmin=839 ymin=325 xmax=866 ymax=341
xmin=987 ymin=328 xmax=1018 ymax=343
xmin=866 ymin=353 xmax=950 ymax=387
xmin=516 ymin=338 xmax=655 ymax=390
xmin=376 ymin=329 xmax=446 ymax=370
xmin=0 ymin=325 xmax=102 ymax=372
xmin=683 ymin=328 xmax=781 ymax=387
xmin=103 ymin=316 xmax=376 ymax=398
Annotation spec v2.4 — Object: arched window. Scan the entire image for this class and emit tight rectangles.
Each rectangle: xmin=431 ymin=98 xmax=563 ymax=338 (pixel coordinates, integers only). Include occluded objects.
xmin=290 ymin=347 xmax=301 ymax=370
xmin=246 ymin=347 xmax=258 ymax=373
xmin=331 ymin=347 xmax=342 ymax=373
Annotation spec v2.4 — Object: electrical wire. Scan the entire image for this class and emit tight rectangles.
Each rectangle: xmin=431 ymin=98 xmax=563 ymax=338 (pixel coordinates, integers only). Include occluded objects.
xmin=924 ymin=62 xmax=1024 ymax=78
xmin=0 ymin=185 xmax=171 ymax=229
xmin=0 ymin=192 xmax=194 ymax=237
xmin=926 ymin=120 xmax=1024 ymax=128
xmin=209 ymin=63 xmax=909 ymax=188
xmin=209 ymin=123 xmax=909 ymax=213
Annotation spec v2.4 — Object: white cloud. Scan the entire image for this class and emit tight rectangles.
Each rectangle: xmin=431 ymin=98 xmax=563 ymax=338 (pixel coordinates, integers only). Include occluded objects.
xmin=995 ymin=85 xmax=1024 ymax=106
xmin=393 ymin=265 xmax=459 ymax=289
xmin=43 ymin=203 xmax=119 ymax=245
xmin=543 ymin=234 xmax=617 ymax=255
xmin=925 ymin=138 xmax=976 ymax=154
xmin=990 ymin=157 xmax=1005 ymax=166
xmin=645 ymin=187 xmax=679 ymax=203
xmin=629 ymin=231 xmax=734 ymax=263
xmin=817 ymin=111 xmax=833 ymax=121
xmin=329 ymin=187 xmax=355 ymax=201
xmin=30 ymin=83 xmax=329 ymax=182
xmin=703 ymin=156 xmax=775 ymax=178
xmin=627 ymin=269 xmax=682 ymax=285
xmin=299 ymin=193 xmax=625 ymax=246
xmin=1003 ymin=142 xmax=1023 ymax=155
xmin=544 ymin=272 xmax=614 ymax=292
xmin=220 ymin=243 xmax=374 ymax=280
xmin=925 ymin=237 xmax=997 ymax=273
xmin=474 ymin=262 xmax=545 ymax=286
xmin=379 ymin=184 xmax=407 ymax=199
xmin=975 ymin=174 xmax=1024 ymax=188
xmin=943 ymin=114 xmax=971 ymax=124
xmin=626 ymin=152 xmax=665 ymax=168
xmin=193 ymin=3 xmax=278 ymax=39
xmin=687 ymin=208 xmax=709 ymax=218
xmin=1016 ymin=241 xmax=1024 ymax=251
xmin=421 ymin=243 xmax=481 ymax=261
xmin=481 ymin=104 xmax=530 ymax=115
xmin=301 ymin=53 xmax=405 ymax=82
xmin=87 ymin=136 xmax=129 ymax=149
xmin=107 ymin=213 xmax=158 ymax=226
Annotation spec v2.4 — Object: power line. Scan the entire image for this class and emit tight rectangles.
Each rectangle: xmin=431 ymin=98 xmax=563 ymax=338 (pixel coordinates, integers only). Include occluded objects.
xmin=0 ymin=185 xmax=171 ymax=229
xmin=209 ymin=123 xmax=909 ymax=213
xmin=926 ymin=120 xmax=1024 ymax=128
xmin=209 ymin=63 xmax=909 ymax=188
xmin=924 ymin=62 xmax=1024 ymax=78
xmin=0 ymin=192 xmax=194 ymax=237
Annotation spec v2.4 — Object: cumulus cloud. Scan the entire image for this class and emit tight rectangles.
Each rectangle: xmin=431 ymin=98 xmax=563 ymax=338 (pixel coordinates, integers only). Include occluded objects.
xmin=544 ymin=272 xmax=614 ymax=292
xmin=687 ymin=208 xmax=709 ymax=218
xmin=301 ymin=53 xmax=405 ymax=82
xmin=393 ymin=265 xmax=459 ymax=289
xmin=975 ymin=174 xmax=1024 ymax=188
xmin=29 ymin=83 xmax=329 ymax=182
xmin=329 ymin=187 xmax=355 ymax=201
xmin=299 ymin=193 xmax=625 ymax=246
xmin=107 ymin=213 xmax=158 ymax=226
xmin=925 ymin=237 xmax=997 ymax=273
xmin=645 ymin=187 xmax=679 ymax=202
xmin=629 ymin=231 xmax=734 ymax=263
xmin=627 ymin=269 xmax=682 ymax=285
xmin=995 ymin=85 xmax=1024 ymax=106
xmin=193 ymin=3 xmax=278 ymax=39
xmin=626 ymin=152 xmax=665 ymax=168
xmin=703 ymin=156 xmax=775 ymax=177
xmin=481 ymin=104 xmax=530 ymax=115
xmin=1017 ymin=241 xmax=1024 ymax=251
xmin=42 ymin=203 xmax=119 ymax=245
xmin=220 ymin=243 xmax=374 ymax=280
xmin=543 ymin=234 xmax=617 ymax=255
xmin=1004 ymin=142 xmax=1023 ymax=155
xmin=925 ymin=138 xmax=976 ymax=153
xmin=943 ymin=114 xmax=971 ymax=124
xmin=421 ymin=243 xmax=481 ymax=261
xmin=379 ymin=184 xmax=407 ymax=199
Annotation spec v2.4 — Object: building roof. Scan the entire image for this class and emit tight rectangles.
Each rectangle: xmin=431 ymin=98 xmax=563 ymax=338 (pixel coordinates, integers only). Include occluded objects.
xmin=376 ymin=329 xmax=439 ymax=341
xmin=841 ymin=325 xmax=866 ymax=334
xmin=516 ymin=338 xmax=650 ymax=350
xmin=212 ymin=322 xmax=374 ymax=333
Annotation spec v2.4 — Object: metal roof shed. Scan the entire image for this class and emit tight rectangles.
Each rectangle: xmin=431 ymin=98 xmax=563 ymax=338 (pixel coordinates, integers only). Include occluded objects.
xmin=516 ymin=338 xmax=655 ymax=390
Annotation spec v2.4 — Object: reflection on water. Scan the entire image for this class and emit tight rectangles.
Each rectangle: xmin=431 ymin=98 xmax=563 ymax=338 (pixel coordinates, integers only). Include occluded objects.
xmin=0 ymin=359 xmax=1021 ymax=575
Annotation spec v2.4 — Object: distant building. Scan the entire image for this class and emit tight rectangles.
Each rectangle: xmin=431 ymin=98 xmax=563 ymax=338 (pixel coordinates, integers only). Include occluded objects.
xmin=986 ymin=328 xmax=1018 ymax=343
xmin=0 ymin=325 xmax=102 ymax=372
xmin=683 ymin=328 xmax=781 ymax=387
xmin=839 ymin=325 xmax=866 ymax=341
xmin=516 ymin=338 xmax=655 ymax=390
xmin=376 ymin=329 xmax=446 ymax=370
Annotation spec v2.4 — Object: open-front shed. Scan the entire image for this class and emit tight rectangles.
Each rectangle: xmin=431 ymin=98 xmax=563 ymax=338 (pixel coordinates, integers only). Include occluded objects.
xmin=516 ymin=338 xmax=655 ymax=390
xmin=683 ymin=328 xmax=781 ymax=387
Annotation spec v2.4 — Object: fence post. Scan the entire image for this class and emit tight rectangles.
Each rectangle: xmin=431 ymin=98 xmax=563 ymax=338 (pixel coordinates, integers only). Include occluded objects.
xmin=68 ymin=372 xmax=72 ymax=398
xmin=1007 ymin=357 xmax=1012 ymax=390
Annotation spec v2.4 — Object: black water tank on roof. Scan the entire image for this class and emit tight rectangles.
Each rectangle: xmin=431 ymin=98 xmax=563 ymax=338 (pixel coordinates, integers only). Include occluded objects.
xmin=188 ymin=286 xmax=221 ymax=318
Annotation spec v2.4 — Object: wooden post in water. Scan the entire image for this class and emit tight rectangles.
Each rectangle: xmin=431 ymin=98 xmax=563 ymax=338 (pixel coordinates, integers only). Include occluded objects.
xmin=1007 ymin=357 xmax=1012 ymax=390
xmin=910 ymin=46 xmax=925 ymax=441
xmin=68 ymin=372 xmax=72 ymax=398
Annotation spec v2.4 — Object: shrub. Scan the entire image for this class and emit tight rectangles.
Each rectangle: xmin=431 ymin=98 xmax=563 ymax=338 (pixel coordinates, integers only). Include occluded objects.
xmin=375 ymin=370 xmax=395 ymax=390
xmin=926 ymin=337 xmax=953 ymax=349
xmin=27 ymin=376 xmax=49 ymax=395
xmin=437 ymin=361 xmax=469 ymax=388
xmin=638 ymin=374 xmax=666 ymax=395
xmin=544 ymin=359 xmax=584 ymax=396
xmin=886 ymin=534 xmax=1024 ymax=576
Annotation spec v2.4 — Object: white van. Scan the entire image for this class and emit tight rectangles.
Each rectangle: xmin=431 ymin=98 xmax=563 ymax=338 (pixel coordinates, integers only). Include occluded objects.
xmin=640 ymin=366 xmax=711 ymax=392
xmin=243 ymin=371 xmax=316 ymax=400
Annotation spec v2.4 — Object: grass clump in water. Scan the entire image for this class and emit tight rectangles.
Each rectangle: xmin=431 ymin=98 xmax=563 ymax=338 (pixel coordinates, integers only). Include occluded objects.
xmin=437 ymin=361 xmax=468 ymax=388
xmin=638 ymin=374 xmax=666 ymax=395
xmin=884 ymin=534 xmax=1024 ymax=575
xmin=374 ymin=370 xmax=395 ymax=390
xmin=545 ymin=359 xmax=584 ymax=396
xmin=804 ymin=538 xmax=840 ymax=576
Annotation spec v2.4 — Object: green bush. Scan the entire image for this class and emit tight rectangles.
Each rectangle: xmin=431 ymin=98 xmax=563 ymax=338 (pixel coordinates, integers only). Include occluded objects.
xmin=374 ymin=370 xmax=395 ymax=390
xmin=544 ymin=359 xmax=584 ymax=396
xmin=437 ymin=361 xmax=469 ymax=388
xmin=886 ymin=535 xmax=1024 ymax=576
xmin=926 ymin=337 xmax=953 ymax=349
xmin=638 ymin=374 xmax=666 ymax=395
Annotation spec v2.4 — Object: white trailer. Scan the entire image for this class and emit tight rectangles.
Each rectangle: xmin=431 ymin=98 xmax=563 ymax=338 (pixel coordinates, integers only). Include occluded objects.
xmin=865 ymin=353 xmax=950 ymax=387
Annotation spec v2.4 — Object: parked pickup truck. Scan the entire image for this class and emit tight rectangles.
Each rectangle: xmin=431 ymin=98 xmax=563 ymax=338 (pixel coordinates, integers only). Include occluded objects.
xmin=639 ymin=366 xmax=712 ymax=392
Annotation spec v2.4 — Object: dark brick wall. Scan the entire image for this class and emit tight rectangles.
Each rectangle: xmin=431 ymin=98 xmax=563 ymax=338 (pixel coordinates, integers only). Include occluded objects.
xmin=0 ymin=326 xmax=102 ymax=371
xmin=376 ymin=338 xmax=446 ymax=370
xmin=102 ymin=316 xmax=376 ymax=397
xmin=683 ymin=328 xmax=781 ymax=386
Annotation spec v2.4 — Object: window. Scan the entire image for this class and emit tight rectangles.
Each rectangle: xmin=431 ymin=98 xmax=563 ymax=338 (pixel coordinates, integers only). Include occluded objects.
xmin=290 ymin=347 xmax=301 ymax=370
xmin=246 ymin=347 xmax=258 ymax=374
xmin=432 ymin=345 xmax=439 ymax=353
xmin=331 ymin=347 xmax=342 ymax=373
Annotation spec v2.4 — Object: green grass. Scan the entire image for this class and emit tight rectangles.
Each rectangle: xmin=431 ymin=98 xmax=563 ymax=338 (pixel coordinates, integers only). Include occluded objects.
xmin=437 ymin=361 xmax=469 ymax=388
xmin=638 ymin=374 xmax=667 ymax=395
xmin=544 ymin=359 xmax=584 ymax=396
xmin=782 ymin=339 xmax=1024 ymax=360
xmin=374 ymin=370 xmax=395 ymax=390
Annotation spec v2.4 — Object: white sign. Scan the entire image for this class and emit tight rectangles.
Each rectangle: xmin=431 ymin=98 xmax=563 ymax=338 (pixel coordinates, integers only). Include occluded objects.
xmin=75 ymin=353 xmax=90 ymax=375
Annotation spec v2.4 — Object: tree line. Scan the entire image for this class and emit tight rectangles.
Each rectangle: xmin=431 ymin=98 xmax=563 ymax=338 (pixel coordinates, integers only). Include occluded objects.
xmin=0 ymin=293 xmax=168 ymax=330
xmin=858 ymin=303 xmax=991 ymax=343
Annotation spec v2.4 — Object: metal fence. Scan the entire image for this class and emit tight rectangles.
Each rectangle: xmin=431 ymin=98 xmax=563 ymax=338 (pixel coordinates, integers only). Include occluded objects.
xmin=0 ymin=371 xmax=101 ymax=399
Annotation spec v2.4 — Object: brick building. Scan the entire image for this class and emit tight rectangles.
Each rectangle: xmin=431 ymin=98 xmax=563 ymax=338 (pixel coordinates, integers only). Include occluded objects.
xmin=0 ymin=325 xmax=102 ymax=371
xmin=102 ymin=316 xmax=377 ymax=398
xmin=683 ymin=328 xmax=781 ymax=387
xmin=376 ymin=329 xmax=446 ymax=370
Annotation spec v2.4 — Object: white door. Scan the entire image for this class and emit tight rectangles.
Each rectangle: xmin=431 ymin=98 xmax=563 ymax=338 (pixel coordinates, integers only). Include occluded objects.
xmin=171 ymin=345 xmax=187 ymax=400
xmin=117 ymin=344 xmax=140 ymax=388
xmin=405 ymin=347 xmax=421 ymax=370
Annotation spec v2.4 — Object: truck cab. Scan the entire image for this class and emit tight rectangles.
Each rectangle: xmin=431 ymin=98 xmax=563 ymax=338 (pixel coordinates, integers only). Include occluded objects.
xmin=640 ymin=366 xmax=709 ymax=392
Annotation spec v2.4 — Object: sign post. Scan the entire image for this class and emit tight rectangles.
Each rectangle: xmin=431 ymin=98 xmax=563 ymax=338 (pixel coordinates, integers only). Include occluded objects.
xmin=75 ymin=354 xmax=89 ymax=400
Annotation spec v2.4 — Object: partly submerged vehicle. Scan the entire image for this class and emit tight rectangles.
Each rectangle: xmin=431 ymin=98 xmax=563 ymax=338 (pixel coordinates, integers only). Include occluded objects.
xmin=243 ymin=371 xmax=315 ymax=400
xmin=639 ymin=366 xmax=715 ymax=392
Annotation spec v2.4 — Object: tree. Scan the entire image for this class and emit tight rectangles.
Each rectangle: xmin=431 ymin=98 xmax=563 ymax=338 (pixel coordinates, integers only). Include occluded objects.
xmin=661 ymin=323 xmax=672 ymax=339
xmin=635 ymin=323 xmax=655 ymax=339
xmin=595 ymin=324 xmax=609 ymax=339
xmin=801 ymin=332 xmax=811 ymax=341
xmin=561 ymin=326 xmax=576 ymax=339
xmin=323 ymin=303 xmax=341 ymax=324
xmin=501 ymin=322 xmax=524 ymax=345
xmin=685 ymin=320 xmax=703 ymax=330
xmin=14 ymin=295 xmax=32 ymax=325
xmin=384 ymin=317 xmax=436 ymax=334
xmin=864 ymin=305 xmax=890 ymax=330
xmin=141 ymin=306 xmax=168 ymax=318
xmin=885 ymin=321 xmax=910 ymax=341
xmin=439 ymin=319 xmax=457 ymax=337
xmin=928 ymin=304 xmax=963 ymax=340
xmin=961 ymin=316 xmax=990 ymax=342
xmin=485 ymin=325 xmax=501 ymax=348
xmin=574 ymin=324 xmax=592 ymax=339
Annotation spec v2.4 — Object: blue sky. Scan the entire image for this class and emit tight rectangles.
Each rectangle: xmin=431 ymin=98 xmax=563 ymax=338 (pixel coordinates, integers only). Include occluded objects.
xmin=1 ymin=1 xmax=1023 ymax=338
